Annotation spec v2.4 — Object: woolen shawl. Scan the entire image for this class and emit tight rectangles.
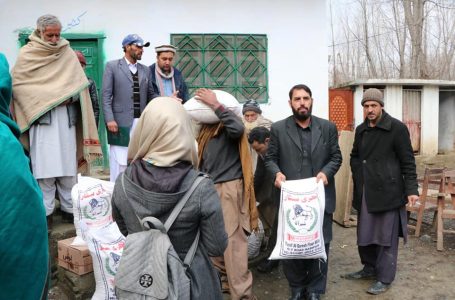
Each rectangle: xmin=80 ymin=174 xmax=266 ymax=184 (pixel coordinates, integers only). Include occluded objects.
xmin=11 ymin=31 xmax=102 ymax=170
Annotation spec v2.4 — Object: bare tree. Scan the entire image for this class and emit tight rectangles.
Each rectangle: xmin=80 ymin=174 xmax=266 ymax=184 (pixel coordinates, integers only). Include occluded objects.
xmin=329 ymin=0 xmax=455 ymax=85
xmin=359 ymin=0 xmax=378 ymax=77
xmin=392 ymin=0 xmax=407 ymax=78
xmin=403 ymin=0 xmax=426 ymax=78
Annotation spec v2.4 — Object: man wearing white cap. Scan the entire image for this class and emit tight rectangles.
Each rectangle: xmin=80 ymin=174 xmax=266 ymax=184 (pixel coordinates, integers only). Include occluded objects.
xmin=102 ymin=34 xmax=156 ymax=182
xmin=149 ymin=44 xmax=189 ymax=103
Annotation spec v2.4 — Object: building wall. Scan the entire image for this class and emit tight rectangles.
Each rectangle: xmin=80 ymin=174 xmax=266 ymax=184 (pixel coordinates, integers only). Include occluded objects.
xmin=0 ymin=0 xmax=328 ymax=122
xmin=352 ymin=84 xmax=442 ymax=156
xmin=439 ymin=92 xmax=455 ymax=153
xmin=353 ymin=85 xmax=364 ymax=127
xmin=421 ymin=86 xmax=439 ymax=156
xmin=384 ymin=86 xmax=402 ymax=120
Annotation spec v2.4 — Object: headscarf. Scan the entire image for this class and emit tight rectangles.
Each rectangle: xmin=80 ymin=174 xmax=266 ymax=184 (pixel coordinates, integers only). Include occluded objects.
xmin=128 ymin=97 xmax=198 ymax=167
xmin=0 ymin=53 xmax=20 ymax=138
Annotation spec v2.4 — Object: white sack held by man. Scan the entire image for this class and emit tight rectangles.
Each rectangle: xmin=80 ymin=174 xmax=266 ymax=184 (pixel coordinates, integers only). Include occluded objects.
xmin=269 ymin=177 xmax=326 ymax=261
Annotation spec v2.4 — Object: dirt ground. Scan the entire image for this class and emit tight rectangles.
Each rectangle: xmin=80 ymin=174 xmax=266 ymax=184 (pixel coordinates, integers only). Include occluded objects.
xmin=251 ymin=224 xmax=455 ymax=300
xmin=50 ymin=153 xmax=455 ymax=299
xmin=248 ymin=152 xmax=455 ymax=300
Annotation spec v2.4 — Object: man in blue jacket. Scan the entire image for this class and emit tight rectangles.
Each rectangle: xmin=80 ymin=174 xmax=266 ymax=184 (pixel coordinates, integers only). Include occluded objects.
xmin=149 ymin=44 xmax=189 ymax=103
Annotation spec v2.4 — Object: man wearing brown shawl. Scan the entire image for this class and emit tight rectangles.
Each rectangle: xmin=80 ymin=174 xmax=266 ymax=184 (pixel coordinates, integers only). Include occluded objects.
xmin=11 ymin=14 xmax=101 ymax=226
xmin=196 ymin=88 xmax=258 ymax=300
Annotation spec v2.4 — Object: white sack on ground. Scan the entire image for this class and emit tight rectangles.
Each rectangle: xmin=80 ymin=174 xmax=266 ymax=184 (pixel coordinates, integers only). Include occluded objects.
xmin=71 ymin=175 xmax=115 ymax=246
xmin=269 ymin=178 xmax=327 ymax=261
xmin=83 ymin=222 xmax=125 ymax=300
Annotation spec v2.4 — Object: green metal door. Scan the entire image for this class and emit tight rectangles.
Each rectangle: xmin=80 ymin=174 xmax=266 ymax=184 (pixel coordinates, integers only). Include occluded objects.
xmin=70 ymin=38 xmax=109 ymax=174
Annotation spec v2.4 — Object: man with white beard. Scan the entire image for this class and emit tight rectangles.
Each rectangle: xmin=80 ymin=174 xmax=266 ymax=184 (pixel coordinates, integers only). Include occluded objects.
xmin=242 ymin=99 xmax=272 ymax=173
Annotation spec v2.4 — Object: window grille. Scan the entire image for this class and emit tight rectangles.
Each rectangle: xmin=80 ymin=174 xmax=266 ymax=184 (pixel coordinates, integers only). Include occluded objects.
xmin=171 ymin=34 xmax=268 ymax=103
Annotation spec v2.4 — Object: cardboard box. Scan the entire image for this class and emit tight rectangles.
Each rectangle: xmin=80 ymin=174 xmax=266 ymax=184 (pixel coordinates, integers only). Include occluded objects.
xmin=58 ymin=237 xmax=93 ymax=275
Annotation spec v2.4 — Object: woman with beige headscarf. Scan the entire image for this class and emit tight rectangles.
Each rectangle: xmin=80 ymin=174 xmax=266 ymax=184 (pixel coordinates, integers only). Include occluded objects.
xmin=111 ymin=97 xmax=228 ymax=299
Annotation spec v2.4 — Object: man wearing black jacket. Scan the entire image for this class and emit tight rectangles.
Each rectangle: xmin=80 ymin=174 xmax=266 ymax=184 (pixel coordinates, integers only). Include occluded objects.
xmin=343 ymin=88 xmax=419 ymax=295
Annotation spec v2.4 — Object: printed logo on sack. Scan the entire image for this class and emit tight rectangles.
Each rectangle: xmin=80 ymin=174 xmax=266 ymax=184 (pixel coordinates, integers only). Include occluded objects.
xmin=83 ymin=196 xmax=111 ymax=220
xmin=286 ymin=204 xmax=318 ymax=233
xmin=105 ymin=252 xmax=121 ymax=276
xmin=139 ymin=274 xmax=153 ymax=288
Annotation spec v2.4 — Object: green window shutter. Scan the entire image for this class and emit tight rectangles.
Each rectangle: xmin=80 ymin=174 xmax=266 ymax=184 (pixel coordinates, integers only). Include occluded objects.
xmin=171 ymin=34 xmax=269 ymax=103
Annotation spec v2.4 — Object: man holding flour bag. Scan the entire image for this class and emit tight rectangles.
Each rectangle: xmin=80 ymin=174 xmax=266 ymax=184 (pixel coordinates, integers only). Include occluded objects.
xmin=265 ymin=84 xmax=342 ymax=300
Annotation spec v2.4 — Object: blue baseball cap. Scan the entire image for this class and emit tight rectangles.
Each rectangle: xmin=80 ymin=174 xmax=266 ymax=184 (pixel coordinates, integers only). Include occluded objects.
xmin=122 ymin=34 xmax=150 ymax=47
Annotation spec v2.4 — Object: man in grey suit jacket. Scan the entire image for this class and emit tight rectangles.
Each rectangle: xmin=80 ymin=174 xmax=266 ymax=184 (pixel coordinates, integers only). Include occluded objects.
xmin=265 ymin=84 xmax=342 ymax=300
xmin=102 ymin=34 xmax=157 ymax=181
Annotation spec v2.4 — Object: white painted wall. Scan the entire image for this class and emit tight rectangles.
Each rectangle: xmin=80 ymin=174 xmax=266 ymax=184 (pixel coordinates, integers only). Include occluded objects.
xmin=353 ymin=85 xmax=364 ymax=127
xmin=384 ymin=86 xmax=402 ymax=121
xmin=421 ymin=86 xmax=439 ymax=156
xmin=438 ymin=92 xmax=455 ymax=153
xmin=0 ymin=0 xmax=328 ymax=122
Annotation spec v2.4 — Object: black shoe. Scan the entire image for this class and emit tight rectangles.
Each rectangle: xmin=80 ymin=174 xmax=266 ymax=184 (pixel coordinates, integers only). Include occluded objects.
xmin=257 ymin=259 xmax=279 ymax=273
xmin=307 ymin=293 xmax=321 ymax=300
xmin=289 ymin=287 xmax=305 ymax=300
xmin=341 ymin=269 xmax=376 ymax=280
xmin=61 ymin=211 xmax=73 ymax=223
xmin=367 ymin=281 xmax=390 ymax=295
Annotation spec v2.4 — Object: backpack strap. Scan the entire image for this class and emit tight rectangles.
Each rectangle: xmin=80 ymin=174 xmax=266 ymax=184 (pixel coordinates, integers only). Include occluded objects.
xmin=121 ymin=171 xmax=205 ymax=267
xmin=163 ymin=175 xmax=205 ymax=231
xmin=183 ymin=230 xmax=200 ymax=268
xmin=121 ymin=172 xmax=204 ymax=230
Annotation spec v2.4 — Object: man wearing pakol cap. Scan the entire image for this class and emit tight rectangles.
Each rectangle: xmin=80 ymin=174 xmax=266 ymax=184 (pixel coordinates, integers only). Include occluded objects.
xmin=11 ymin=14 xmax=102 ymax=227
xmin=342 ymin=88 xmax=419 ymax=295
xmin=75 ymin=51 xmax=99 ymax=126
xmin=102 ymin=33 xmax=157 ymax=182
xmin=149 ymin=44 xmax=189 ymax=103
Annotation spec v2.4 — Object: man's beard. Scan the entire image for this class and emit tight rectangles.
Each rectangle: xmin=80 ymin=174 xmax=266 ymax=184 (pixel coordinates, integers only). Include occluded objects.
xmin=243 ymin=118 xmax=259 ymax=134
xmin=292 ymin=105 xmax=312 ymax=121
xmin=131 ymin=52 xmax=142 ymax=61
